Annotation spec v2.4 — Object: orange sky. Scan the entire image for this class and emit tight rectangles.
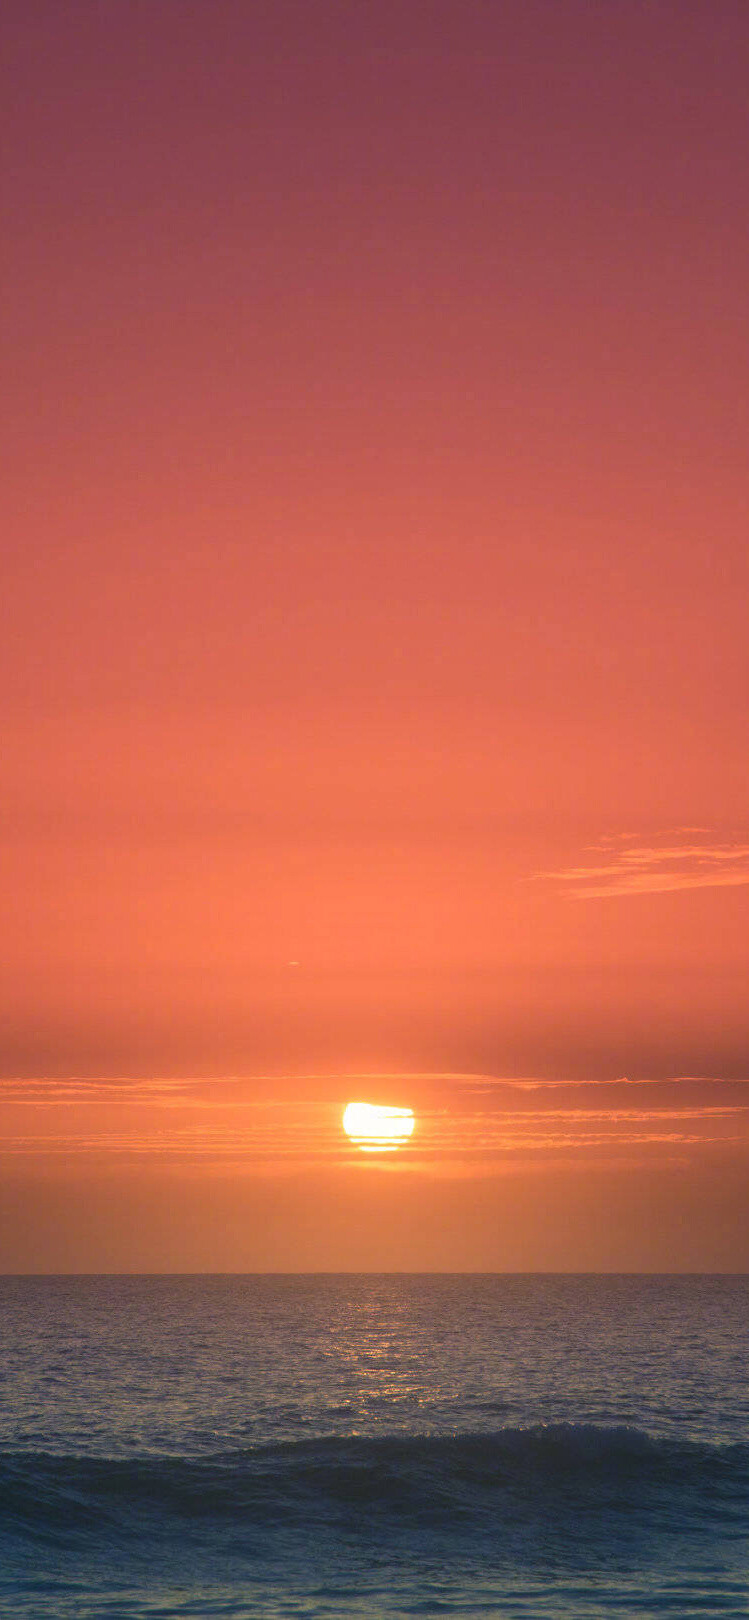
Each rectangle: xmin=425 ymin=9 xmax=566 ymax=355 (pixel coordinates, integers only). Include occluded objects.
xmin=2 ymin=1 xmax=748 ymax=1270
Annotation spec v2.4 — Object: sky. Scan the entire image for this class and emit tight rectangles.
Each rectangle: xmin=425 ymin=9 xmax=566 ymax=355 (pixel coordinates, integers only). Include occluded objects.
xmin=2 ymin=0 xmax=748 ymax=1270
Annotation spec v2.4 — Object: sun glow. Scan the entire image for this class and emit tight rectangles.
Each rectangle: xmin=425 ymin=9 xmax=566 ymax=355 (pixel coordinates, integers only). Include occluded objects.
xmin=342 ymin=1101 xmax=416 ymax=1153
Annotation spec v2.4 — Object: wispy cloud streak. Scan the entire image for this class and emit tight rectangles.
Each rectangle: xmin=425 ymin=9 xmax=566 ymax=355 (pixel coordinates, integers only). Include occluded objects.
xmin=1 ymin=1075 xmax=747 ymax=1168
xmin=538 ymin=834 xmax=749 ymax=897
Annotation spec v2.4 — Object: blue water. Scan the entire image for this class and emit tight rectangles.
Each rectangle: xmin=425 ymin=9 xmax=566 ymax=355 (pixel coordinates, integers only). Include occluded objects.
xmin=0 ymin=1275 xmax=747 ymax=1616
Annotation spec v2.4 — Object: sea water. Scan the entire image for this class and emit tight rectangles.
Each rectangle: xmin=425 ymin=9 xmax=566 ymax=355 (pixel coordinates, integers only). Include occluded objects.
xmin=0 ymin=1274 xmax=747 ymax=1617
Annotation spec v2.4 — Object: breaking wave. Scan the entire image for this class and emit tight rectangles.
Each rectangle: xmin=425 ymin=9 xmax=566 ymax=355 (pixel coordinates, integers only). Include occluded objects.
xmin=2 ymin=1425 xmax=747 ymax=1553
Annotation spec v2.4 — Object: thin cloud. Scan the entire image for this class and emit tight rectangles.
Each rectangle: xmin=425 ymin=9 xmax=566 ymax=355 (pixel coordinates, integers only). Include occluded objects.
xmin=538 ymin=835 xmax=749 ymax=897
xmin=2 ymin=1075 xmax=746 ymax=1168
xmin=3 ymin=1073 xmax=749 ymax=1110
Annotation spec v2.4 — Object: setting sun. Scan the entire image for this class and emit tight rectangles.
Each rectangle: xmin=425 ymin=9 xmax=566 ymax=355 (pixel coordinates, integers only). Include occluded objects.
xmin=342 ymin=1102 xmax=416 ymax=1153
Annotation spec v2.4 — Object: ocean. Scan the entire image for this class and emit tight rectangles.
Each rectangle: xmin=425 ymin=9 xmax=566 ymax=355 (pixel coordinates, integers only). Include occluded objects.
xmin=0 ymin=1274 xmax=747 ymax=1617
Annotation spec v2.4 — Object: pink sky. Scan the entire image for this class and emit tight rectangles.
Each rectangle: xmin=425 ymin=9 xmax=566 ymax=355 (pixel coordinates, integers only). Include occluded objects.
xmin=1 ymin=1 xmax=748 ymax=1268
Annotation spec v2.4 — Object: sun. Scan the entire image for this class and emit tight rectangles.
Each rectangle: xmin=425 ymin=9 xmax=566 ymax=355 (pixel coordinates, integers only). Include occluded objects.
xmin=342 ymin=1101 xmax=415 ymax=1153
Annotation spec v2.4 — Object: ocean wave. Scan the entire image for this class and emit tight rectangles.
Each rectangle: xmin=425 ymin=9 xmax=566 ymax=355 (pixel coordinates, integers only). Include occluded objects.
xmin=2 ymin=1425 xmax=747 ymax=1555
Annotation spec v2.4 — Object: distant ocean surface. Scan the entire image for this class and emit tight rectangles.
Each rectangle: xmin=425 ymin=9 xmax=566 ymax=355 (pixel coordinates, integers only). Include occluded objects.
xmin=1 ymin=1275 xmax=748 ymax=1618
